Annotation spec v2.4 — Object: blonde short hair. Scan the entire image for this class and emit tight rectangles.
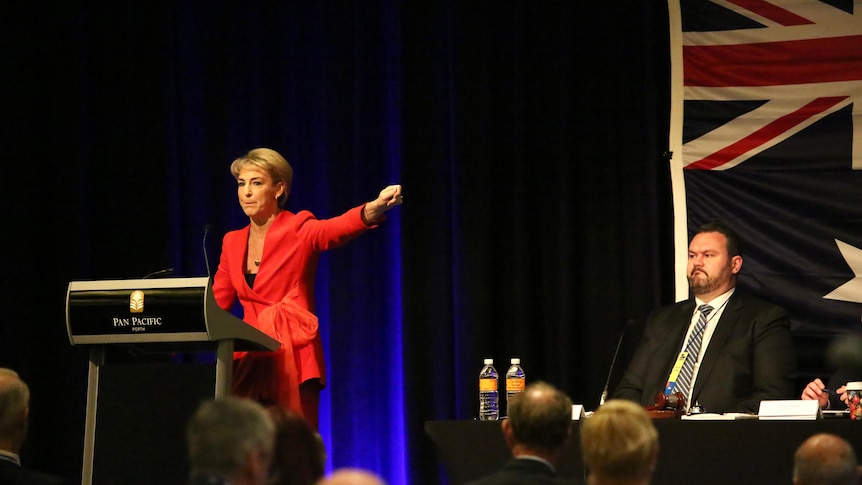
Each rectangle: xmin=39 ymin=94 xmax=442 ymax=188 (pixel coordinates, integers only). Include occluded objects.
xmin=581 ymin=399 xmax=659 ymax=481
xmin=230 ymin=148 xmax=293 ymax=207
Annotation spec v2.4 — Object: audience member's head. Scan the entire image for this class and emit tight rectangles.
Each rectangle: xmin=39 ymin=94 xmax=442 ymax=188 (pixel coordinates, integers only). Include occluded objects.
xmin=581 ymin=399 xmax=659 ymax=485
xmin=0 ymin=368 xmax=30 ymax=453
xmin=186 ymin=396 xmax=275 ymax=485
xmin=503 ymin=381 xmax=574 ymax=462
xmin=793 ymin=433 xmax=858 ymax=485
xmin=267 ymin=404 xmax=326 ymax=485
xmin=315 ymin=468 xmax=387 ymax=485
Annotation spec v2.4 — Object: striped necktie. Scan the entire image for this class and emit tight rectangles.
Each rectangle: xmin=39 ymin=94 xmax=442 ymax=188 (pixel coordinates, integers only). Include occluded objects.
xmin=674 ymin=304 xmax=714 ymax=402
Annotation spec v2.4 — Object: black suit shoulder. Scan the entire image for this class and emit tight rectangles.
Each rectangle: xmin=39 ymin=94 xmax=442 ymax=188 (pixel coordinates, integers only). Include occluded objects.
xmin=464 ymin=458 xmax=583 ymax=485
xmin=648 ymin=298 xmax=694 ymax=318
xmin=721 ymin=290 xmax=793 ymax=340
xmin=0 ymin=465 xmax=68 ymax=485
xmin=728 ymin=290 xmax=789 ymax=315
xmin=649 ymin=291 xmax=789 ymax=328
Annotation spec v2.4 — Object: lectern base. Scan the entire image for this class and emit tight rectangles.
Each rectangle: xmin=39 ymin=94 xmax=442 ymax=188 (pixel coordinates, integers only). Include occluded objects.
xmin=83 ymin=348 xmax=217 ymax=485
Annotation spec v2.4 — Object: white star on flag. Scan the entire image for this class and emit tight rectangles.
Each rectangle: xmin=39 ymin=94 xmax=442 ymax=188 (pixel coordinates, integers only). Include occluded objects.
xmin=824 ymin=239 xmax=862 ymax=304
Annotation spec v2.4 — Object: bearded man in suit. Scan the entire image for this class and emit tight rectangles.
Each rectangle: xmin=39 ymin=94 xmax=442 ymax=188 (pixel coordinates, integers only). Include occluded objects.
xmin=613 ymin=220 xmax=796 ymax=414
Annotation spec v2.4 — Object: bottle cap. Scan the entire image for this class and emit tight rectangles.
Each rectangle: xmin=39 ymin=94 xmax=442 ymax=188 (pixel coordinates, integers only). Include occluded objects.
xmin=511 ymin=358 xmax=520 ymax=365
xmin=484 ymin=358 xmax=494 ymax=365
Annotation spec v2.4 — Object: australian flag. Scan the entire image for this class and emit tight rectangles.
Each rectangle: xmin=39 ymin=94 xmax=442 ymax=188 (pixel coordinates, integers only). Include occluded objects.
xmin=670 ymin=0 xmax=862 ymax=334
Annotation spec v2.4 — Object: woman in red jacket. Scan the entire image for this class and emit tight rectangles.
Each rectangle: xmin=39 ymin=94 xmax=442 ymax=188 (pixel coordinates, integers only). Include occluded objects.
xmin=212 ymin=147 xmax=402 ymax=429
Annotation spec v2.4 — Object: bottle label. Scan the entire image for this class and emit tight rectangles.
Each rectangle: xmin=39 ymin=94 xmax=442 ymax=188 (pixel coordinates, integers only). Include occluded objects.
xmin=507 ymin=378 xmax=525 ymax=392
xmin=479 ymin=378 xmax=497 ymax=391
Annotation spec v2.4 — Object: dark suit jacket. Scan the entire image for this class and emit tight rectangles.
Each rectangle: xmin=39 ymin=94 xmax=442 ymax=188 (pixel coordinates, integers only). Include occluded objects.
xmin=0 ymin=460 xmax=67 ymax=485
xmin=464 ymin=458 xmax=584 ymax=485
xmin=612 ymin=291 xmax=796 ymax=413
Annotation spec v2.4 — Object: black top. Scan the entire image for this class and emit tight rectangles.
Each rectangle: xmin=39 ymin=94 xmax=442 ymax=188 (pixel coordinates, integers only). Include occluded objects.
xmin=464 ymin=458 xmax=584 ymax=485
xmin=188 ymin=474 xmax=230 ymax=485
xmin=0 ymin=460 xmax=68 ymax=485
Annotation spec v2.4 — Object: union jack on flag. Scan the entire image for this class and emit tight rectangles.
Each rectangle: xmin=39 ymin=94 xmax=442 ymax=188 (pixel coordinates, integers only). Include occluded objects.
xmin=668 ymin=0 xmax=862 ymax=333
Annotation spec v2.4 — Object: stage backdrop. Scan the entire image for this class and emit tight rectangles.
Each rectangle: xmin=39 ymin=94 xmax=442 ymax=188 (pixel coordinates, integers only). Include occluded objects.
xmin=1 ymin=2 xmax=715 ymax=484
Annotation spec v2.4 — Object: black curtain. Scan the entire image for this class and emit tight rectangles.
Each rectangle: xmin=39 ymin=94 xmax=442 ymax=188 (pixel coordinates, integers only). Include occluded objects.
xmin=3 ymin=2 xmax=674 ymax=484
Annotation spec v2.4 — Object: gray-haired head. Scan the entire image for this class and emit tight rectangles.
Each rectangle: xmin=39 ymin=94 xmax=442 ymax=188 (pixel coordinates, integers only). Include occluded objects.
xmin=186 ymin=396 xmax=275 ymax=479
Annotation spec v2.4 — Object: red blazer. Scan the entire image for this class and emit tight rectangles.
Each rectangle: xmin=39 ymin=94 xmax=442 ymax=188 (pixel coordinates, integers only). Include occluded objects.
xmin=212 ymin=205 xmax=373 ymax=406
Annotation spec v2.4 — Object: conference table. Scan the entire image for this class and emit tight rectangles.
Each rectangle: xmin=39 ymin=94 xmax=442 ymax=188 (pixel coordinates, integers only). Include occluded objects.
xmin=425 ymin=417 xmax=862 ymax=484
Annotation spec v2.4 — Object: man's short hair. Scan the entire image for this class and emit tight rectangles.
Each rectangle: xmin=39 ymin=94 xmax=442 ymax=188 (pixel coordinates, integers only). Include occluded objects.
xmin=694 ymin=219 xmax=743 ymax=257
xmin=793 ymin=433 xmax=858 ymax=485
xmin=507 ymin=381 xmax=573 ymax=451
xmin=186 ymin=396 xmax=275 ymax=478
xmin=0 ymin=368 xmax=29 ymax=436
xmin=581 ymin=399 xmax=659 ymax=482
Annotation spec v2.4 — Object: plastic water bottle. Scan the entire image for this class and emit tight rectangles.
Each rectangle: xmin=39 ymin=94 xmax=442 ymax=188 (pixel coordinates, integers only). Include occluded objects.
xmin=506 ymin=357 xmax=526 ymax=408
xmin=478 ymin=358 xmax=499 ymax=421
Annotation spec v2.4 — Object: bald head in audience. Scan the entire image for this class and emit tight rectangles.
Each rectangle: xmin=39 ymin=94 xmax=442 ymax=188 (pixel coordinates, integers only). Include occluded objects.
xmin=793 ymin=433 xmax=858 ymax=485
xmin=0 ymin=368 xmax=29 ymax=455
xmin=316 ymin=468 xmax=386 ymax=485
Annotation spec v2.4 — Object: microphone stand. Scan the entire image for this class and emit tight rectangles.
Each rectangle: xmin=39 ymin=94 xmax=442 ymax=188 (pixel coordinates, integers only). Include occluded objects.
xmin=599 ymin=319 xmax=634 ymax=406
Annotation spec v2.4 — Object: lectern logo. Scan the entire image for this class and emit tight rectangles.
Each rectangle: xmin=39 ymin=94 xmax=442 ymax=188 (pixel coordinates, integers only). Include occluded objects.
xmin=130 ymin=290 xmax=145 ymax=313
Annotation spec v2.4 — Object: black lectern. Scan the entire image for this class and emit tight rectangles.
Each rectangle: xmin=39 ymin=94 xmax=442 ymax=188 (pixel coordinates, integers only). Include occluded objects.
xmin=66 ymin=277 xmax=279 ymax=485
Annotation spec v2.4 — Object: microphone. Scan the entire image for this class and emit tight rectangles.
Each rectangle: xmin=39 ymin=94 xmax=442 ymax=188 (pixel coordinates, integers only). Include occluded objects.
xmin=202 ymin=223 xmax=212 ymax=280
xmin=599 ymin=318 xmax=636 ymax=407
xmin=142 ymin=267 xmax=175 ymax=279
